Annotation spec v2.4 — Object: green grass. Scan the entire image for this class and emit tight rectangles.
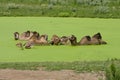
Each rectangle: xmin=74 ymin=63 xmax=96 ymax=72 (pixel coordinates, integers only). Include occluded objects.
xmin=0 ymin=59 xmax=119 ymax=72
xmin=0 ymin=61 xmax=108 ymax=71
xmin=0 ymin=0 xmax=120 ymax=18
xmin=0 ymin=17 xmax=120 ymax=62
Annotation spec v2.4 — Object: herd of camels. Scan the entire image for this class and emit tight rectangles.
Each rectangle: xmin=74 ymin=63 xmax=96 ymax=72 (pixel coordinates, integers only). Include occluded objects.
xmin=14 ymin=31 xmax=107 ymax=49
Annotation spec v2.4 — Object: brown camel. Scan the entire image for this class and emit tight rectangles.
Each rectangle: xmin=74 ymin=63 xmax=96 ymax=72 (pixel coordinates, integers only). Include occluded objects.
xmin=91 ymin=32 xmax=107 ymax=45
xmin=34 ymin=34 xmax=49 ymax=45
xmin=69 ymin=35 xmax=77 ymax=45
xmin=79 ymin=36 xmax=91 ymax=45
xmin=16 ymin=42 xmax=24 ymax=50
xmin=24 ymin=34 xmax=49 ymax=49
xmin=14 ymin=30 xmax=33 ymax=41
xmin=60 ymin=36 xmax=71 ymax=45
xmin=79 ymin=32 xmax=107 ymax=45
xmin=50 ymin=35 xmax=60 ymax=45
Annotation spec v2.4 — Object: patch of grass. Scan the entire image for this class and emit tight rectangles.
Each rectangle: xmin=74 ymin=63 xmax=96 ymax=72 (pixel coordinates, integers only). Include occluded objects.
xmin=0 ymin=59 xmax=119 ymax=72
xmin=0 ymin=0 xmax=120 ymax=18
xmin=106 ymin=60 xmax=120 ymax=80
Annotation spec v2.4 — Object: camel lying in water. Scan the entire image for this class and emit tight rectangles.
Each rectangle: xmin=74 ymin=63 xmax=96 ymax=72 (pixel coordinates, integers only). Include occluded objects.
xmin=24 ymin=32 xmax=49 ymax=49
xmin=69 ymin=32 xmax=107 ymax=45
xmin=15 ymin=31 xmax=107 ymax=49
xmin=50 ymin=35 xmax=61 ymax=45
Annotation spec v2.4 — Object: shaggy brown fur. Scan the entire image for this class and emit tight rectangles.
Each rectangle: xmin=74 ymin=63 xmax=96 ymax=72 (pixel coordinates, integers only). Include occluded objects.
xmin=24 ymin=41 xmax=33 ymax=49
xmin=79 ymin=33 xmax=101 ymax=45
xmin=50 ymin=35 xmax=60 ymax=45
xmin=69 ymin=35 xmax=77 ymax=45
xmin=14 ymin=30 xmax=33 ymax=41
xmin=92 ymin=32 xmax=107 ymax=44
xmin=79 ymin=32 xmax=107 ymax=45
xmin=29 ymin=31 xmax=40 ymax=41
xmin=24 ymin=34 xmax=49 ymax=48
xmin=60 ymin=36 xmax=71 ymax=45
xmin=79 ymin=36 xmax=91 ymax=45
xmin=34 ymin=34 xmax=49 ymax=45
xmin=16 ymin=42 xmax=24 ymax=50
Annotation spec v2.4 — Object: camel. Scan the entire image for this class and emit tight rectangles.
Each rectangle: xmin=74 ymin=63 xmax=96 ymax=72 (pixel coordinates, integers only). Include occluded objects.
xmin=60 ymin=36 xmax=71 ymax=45
xmin=24 ymin=34 xmax=49 ymax=49
xmin=14 ymin=30 xmax=34 ymax=41
xmin=91 ymin=32 xmax=107 ymax=45
xmin=69 ymin=35 xmax=77 ymax=45
xmin=50 ymin=35 xmax=60 ymax=45
xmin=34 ymin=34 xmax=49 ymax=45
xmin=79 ymin=36 xmax=91 ymax=45
xmin=16 ymin=42 xmax=24 ymax=50
xmin=79 ymin=32 xmax=107 ymax=45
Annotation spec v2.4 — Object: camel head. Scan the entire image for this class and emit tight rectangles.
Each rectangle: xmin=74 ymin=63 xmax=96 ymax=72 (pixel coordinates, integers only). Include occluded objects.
xmin=14 ymin=32 xmax=19 ymax=40
xmin=25 ymin=30 xmax=31 ymax=37
xmin=40 ymin=34 xmax=48 ymax=41
xmin=30 ymin=31 xmax=40 ymax=40
xmin=50 ymin=35 xmax=60 ymax=45
xmin=69 ymin=35 xmax=77 ymax=45
xmin=60 ymin=36 xmax=70 ymax=45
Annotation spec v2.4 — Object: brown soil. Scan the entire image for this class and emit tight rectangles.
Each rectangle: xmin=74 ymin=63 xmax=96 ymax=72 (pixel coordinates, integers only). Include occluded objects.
xmin=0 ymin=69 xmax=105 ymax=80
